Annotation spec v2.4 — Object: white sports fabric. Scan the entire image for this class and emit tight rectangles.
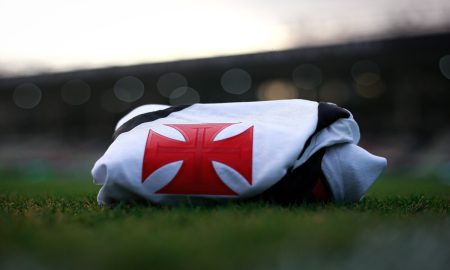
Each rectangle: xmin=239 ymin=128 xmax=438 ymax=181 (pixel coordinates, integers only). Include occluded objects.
xmin=92 ymin=100 xmax=387 ymax=205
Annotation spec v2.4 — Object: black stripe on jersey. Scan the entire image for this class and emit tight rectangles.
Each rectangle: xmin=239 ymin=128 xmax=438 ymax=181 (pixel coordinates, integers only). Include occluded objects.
xmin=257 ymin=103 xmax=349 ymax=204
xmin=316 ymin=102 xmax=350 ymax=131
xmin=297 ymin=102 xmax=350 ymax=159
xmin=255 ymin=148 xmax=328 ymax=204
xmin=112 ymin=105 xmax=191 ymax=141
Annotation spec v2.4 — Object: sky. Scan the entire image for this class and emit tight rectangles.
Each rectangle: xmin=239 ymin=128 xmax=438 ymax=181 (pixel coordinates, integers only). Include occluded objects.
xmin=0 ymin=0 xmax=449 ymax=77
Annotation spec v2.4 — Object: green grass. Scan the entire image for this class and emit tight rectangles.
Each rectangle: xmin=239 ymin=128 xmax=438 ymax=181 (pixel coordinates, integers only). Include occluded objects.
xmin=0 ymin=172 xmax=449 ymax=270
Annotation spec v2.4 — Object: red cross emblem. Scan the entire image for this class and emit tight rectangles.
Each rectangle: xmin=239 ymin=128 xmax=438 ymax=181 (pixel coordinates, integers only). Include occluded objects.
xmin=142 ymin=123 xmax=253 ymax=195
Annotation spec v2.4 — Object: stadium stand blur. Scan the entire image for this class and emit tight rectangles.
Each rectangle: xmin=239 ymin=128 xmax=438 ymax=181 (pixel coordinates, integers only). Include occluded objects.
xmin=1 ymin=32 xmax=450 ymax=178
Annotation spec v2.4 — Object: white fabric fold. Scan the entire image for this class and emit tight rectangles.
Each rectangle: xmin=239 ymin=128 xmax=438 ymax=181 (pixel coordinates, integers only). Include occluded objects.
xmin=322 ymin=143 xmax=387 ymax=202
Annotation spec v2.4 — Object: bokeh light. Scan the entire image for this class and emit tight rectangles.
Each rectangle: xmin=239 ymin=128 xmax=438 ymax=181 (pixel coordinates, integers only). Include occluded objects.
xmin=157 ymin=73 xmax=188 ymax=98
xmin=221 ymin=68 xmax=252 ymax=95
xmin=439 ymin=55 xmax=450 ymax=79
xmin=351 ymin=60 xmax=381 ymax=85
xmin=113 ymin=76 xmax=144 ymax=103
xmin=169 ymin=87 xmax=200 ymax=105
xmin=61 ymin=79 xmax=91 ymax=105
xmin=257 ymin=80 xmax=298 ymax=101
xmin=13 ymin=83 xmax=42 ymax=109
xmin=355 ymin=80 xmax=385 ymax=98
xmin=351 ymin=60 xmax=384 ymax=98
xmin=292 ymin=64 xmax=322 ymax=90
xmin=319 ymin=80 xmax=351 ymax=105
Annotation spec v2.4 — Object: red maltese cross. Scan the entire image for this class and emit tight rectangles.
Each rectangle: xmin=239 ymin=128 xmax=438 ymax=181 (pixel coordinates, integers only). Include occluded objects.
xmin=142 ymin=123 xmax=253 ymax=195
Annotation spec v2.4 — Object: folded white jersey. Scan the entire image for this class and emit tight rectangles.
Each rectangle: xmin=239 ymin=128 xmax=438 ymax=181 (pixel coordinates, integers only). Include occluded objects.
xmin=92 ymin=100 xmax=387 ymax=205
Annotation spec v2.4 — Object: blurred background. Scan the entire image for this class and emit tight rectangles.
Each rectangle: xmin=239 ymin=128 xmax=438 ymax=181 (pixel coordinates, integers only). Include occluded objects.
xmin=1 ymin=0 xmax=450 ymax=180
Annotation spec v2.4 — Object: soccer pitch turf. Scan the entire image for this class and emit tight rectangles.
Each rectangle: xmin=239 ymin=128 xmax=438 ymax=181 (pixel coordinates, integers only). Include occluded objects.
xmin=0 ymin=172 xmax=449 ymax=270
